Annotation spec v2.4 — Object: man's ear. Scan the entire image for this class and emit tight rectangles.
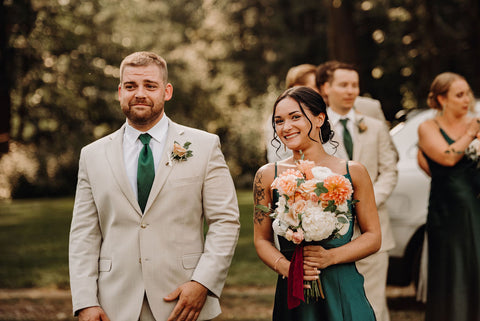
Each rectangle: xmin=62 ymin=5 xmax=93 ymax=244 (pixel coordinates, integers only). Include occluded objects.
xmin=323 ymin=82 xmax=331 ymax=97
xmin=165 ymin=83 xmax=173 ymax=101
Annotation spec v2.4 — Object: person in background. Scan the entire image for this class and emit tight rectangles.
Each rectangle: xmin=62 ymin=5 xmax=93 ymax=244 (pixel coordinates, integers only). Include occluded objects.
xmin=417 ymin=72 xmax=480 ymax=321
xmin=254 ymin=86 xmax=380 ymax=320
xmin=69 ymin=51 xmax=240 ymax=321
xmin=284 ymin=64 xmax=318 ymax=91
xmin=266 ymin=64 xmax=318 ymax=162
xmin=319 ymin=61 xmax=398 ymax=321
xmin=316 ymin=61 xmax=387 ymax=122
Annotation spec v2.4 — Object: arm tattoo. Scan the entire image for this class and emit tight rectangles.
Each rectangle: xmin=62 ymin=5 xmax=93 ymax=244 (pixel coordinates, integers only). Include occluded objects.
xmin=253 ymin=171 xmax=269 ymax=225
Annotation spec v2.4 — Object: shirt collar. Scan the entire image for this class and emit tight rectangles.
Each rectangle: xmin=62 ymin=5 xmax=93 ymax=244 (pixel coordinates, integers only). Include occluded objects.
xmin=327 ymin=107 xmax=356 ymax=126
xmin=124 ymin=115 xmax=169 ymax=144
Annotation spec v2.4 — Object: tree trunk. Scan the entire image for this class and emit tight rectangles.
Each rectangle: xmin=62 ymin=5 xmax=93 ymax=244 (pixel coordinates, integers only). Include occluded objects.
xmin=0 ymin=1 xmax=11 ymax=155
xmin=327 ymin=0 xmax=359 ymax=64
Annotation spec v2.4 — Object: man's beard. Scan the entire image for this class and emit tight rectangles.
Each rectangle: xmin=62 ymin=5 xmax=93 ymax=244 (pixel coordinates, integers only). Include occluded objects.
xmin=123 ymin=100 xmax=163 ymax=126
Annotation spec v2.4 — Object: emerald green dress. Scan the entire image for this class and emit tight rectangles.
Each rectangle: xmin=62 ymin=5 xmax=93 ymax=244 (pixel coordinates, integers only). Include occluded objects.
xmin=272 ymin=163 xmax=375 ymax=321
xmin=424 ymin=129 xmax=480 ymax=321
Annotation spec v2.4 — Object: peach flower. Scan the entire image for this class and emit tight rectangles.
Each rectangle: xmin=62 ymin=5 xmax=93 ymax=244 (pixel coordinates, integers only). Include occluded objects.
xmin=173 ymin=143 xmax=187 ymax=157
xmin=292 ymin=228 xmax=304 ymax=244
xmin=271 ymin=169 xmax=303 ymax=197
xmin=320 ymin=175 xmax=353 ymax=205
xmin=291 ymin=199 xmax=307 ymax=215
xmin=297 ymin=160 xmax=315 ymax=180
xmin=299 ymin=180 xmax=317 ymax=196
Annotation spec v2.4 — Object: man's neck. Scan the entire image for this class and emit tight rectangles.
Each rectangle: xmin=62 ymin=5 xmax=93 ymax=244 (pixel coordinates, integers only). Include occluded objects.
xmin=329 ymin=105 xmax=352 ymax=116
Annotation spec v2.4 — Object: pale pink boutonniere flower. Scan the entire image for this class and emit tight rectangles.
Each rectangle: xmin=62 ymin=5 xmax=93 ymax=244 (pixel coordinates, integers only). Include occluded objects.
xmin=356 ymin=117 xmax=367 ymax=133
xmin=166 ymin=141 xmax=193 ymax=166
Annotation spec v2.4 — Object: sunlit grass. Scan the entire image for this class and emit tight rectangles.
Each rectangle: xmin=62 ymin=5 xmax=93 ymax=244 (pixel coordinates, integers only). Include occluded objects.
xmin=0 ymin=190 xmax=276 ymax=289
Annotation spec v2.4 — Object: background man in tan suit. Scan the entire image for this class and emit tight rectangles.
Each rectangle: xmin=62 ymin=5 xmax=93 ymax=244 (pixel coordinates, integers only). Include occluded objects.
xmin=318 ymin=61 xmax=398 ymax=321
xmin=69 ymin=51 xmax=240 ymax=321
xmin=266 ymin=63 xmax=387 ymax=163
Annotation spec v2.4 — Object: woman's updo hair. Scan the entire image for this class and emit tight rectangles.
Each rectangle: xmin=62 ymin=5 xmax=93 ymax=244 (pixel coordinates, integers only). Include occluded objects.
xmin=271 ymin=86 xmax=334 ymax=148
xmin=427 ymin=72 xmax=468 ymax=110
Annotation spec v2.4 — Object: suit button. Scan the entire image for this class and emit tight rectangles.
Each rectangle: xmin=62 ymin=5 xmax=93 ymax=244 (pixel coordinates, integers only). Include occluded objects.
xmin=141 ymin=224 xmax=147 ymax=229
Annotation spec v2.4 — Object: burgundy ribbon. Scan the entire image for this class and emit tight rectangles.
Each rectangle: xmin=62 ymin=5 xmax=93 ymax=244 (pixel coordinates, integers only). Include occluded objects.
xmin=287 ymin=244 xmax=304 ymax=309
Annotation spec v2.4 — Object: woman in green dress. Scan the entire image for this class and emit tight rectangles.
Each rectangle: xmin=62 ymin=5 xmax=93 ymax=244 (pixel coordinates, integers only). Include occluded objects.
xmin=253 ymin=86 xmax=380 ymax=320
xmin=417 ymin=72 xmax=480 ymax=321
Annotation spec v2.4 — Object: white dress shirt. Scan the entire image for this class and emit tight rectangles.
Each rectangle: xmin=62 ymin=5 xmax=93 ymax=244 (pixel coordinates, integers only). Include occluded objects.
xmin=123 ymin=116 xmax=169 ymax=199
xmin=326 ymin=108 xmax=357 ymax=160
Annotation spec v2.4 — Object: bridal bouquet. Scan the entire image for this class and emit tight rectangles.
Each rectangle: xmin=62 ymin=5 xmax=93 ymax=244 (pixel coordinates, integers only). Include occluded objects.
xmin=466 ymin=138 xmax=480 ymax=169
xmin=270 ymin=159 xmax=355 ymax=308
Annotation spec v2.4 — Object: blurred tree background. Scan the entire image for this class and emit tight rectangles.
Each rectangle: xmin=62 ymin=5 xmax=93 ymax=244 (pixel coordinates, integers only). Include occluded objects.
xmin=0 ymin=0 xmax=479 ymax=198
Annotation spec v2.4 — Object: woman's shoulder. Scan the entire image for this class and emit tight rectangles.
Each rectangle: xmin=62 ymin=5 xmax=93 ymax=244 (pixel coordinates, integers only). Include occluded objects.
xmin=418 ymin=118 xmax=437 ymax=131
xmin=346 ymin=160 xmax=370 ymax=182
xmin=254 ymin=162 xmax=277 ymax=186
xmin=255 ymin=160 xmax=297 ymax=183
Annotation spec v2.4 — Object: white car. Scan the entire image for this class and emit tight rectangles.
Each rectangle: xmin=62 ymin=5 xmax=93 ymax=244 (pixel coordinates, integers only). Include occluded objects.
xmin=386 ymin=102 xmax=480 ymax=287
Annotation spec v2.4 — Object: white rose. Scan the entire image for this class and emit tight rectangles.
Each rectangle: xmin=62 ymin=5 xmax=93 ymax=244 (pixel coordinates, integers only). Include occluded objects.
xmin=468 ymin=138 xmax=480 ymax=156
xmin=272 ymin=218 xmax=289 ymax=236
xmin=311 ymin=166 xmax=333 ymax=181
xmin=301 ymin=205 xmax=337 ymax=242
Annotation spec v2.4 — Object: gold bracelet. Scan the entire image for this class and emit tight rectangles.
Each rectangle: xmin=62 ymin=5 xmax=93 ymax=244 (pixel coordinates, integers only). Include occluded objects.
xmin=273 ymin=256 xmax=284 ymax=273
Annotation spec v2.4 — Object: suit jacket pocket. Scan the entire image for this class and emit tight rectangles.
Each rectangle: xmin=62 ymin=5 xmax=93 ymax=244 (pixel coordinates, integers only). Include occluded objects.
xmin=98 ymin=258 xmax=112 ymax=272
xmin=182 ymin=253 xmax=202 ymax=269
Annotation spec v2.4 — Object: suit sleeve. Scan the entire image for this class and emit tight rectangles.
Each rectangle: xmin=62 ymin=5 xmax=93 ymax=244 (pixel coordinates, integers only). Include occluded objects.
xmin=373 ymin=123 xmax=399 ymax=206
xmin=69 ymin=148 xmax=102 ymax=315
xmin=191 ymin=135 xmax=240 ymax=297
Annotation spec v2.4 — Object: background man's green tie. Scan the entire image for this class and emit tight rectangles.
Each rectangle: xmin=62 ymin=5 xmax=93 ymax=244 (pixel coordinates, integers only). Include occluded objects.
xmin=137 ymin=133 xmax=155 ymax=213
xmin=340 ymin=118 xmax=353 ymax=160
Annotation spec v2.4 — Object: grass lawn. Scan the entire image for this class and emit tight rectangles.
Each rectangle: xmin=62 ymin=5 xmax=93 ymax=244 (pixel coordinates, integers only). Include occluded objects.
xmin=0 ymin=190 xmax=276 ymax=289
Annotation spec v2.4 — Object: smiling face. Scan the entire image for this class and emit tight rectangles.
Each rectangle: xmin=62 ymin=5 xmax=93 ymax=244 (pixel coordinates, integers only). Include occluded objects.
xmin=438 ymin=79 xmax=472 ymax=117
xmin=118 ymin=64 xmax=173 ymax=131
xmin=323 ymin=68 xmax=360 ymax=115
xmin=273 ymin=97 xmax=324 ymax=151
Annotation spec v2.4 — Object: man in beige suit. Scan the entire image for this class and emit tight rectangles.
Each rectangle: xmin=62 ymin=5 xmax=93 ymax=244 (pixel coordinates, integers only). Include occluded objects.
xmin=319 ymin=61 xmax=398 ymax=321
xmin=69 ymin=51 xmax=240 ymax=321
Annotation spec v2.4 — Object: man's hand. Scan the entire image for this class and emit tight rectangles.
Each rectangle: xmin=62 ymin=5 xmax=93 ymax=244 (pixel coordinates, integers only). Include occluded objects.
xmin=78 ymin=306 xmax=111 ymax=321
xmin=164 ymin=281 xmax=208 ymax=321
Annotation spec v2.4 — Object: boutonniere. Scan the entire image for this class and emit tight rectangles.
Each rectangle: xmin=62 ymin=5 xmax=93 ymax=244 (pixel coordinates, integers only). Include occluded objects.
xmin=356 ymin=118 xmax=367 ymax=133
xmin=166 ymin=141 xmax=193 ymax=166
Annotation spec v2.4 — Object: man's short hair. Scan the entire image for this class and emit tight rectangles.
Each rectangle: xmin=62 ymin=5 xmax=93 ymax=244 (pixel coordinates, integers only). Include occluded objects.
xmin=119 ymin=51 xmax=168 ymax=84
xmin=315 ymin=61 xmax=357 ymax=89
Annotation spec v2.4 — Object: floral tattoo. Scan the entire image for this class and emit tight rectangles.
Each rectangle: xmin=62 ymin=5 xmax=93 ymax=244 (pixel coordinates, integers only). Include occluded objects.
xmin=253 ymin=171 xmax=269 ymax=225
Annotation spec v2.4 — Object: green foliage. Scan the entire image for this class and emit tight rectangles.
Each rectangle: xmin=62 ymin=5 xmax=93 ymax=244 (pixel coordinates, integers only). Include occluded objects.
xmin=0 ymin=190 xmax=276 ymax=289
xmin=3 ymin=0 xmax=480 ymax=197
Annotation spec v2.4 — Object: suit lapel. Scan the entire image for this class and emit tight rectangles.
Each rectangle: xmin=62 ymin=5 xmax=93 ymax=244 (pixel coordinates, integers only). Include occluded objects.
xmin=143 ymin=120 xmax=184 ymax=214
xmin=105 ymin=124 xmax=143 ymax=215
xmin=352 ymin=115 xmax=364 ymax=161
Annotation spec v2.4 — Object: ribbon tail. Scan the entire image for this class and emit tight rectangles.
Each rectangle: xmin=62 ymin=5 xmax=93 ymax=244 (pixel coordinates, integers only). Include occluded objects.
xmin=287 ymin=244 xmax=305 ymax=309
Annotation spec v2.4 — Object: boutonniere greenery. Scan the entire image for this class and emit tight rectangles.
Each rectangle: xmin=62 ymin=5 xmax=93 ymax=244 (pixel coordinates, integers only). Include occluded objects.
xmin=356 ymin=118 xmax=367 ymax=133
xmin=172 ymin=141 xmax=193 ymax=161
xmin=167 ymin=141 xmax=193 ymax=166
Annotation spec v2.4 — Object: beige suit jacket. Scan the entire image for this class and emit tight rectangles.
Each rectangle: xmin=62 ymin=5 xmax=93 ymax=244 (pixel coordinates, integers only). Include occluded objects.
xmin=69 ymin=120 xmax=240 ymax=321
xmin=354 ymin=96 xmax=386 ymax=122
xmin=325 ymin=114 xmax=398 ymax=252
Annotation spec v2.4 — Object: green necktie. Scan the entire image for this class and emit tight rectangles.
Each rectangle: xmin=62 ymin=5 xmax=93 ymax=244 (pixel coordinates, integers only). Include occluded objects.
xmin=340 ymin=118 xmax=353 ymax=160
xmin=137 ymin=133 xmax=155 ymax=213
